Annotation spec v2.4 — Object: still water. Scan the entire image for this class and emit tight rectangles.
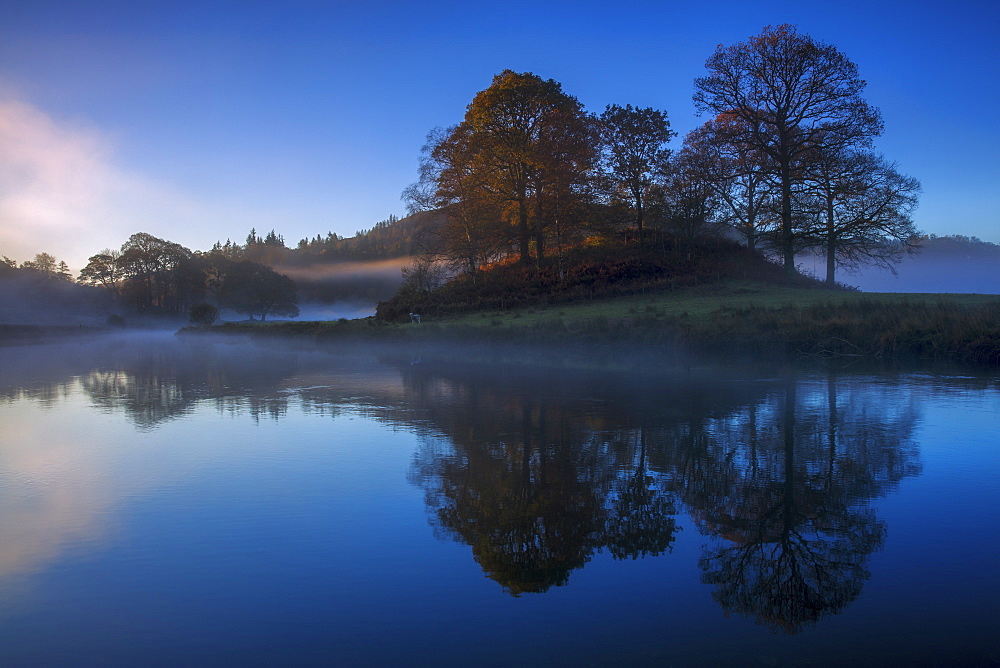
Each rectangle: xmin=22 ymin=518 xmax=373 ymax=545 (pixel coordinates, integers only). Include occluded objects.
xmin=0 ymin=333 xmax=998 ymax=666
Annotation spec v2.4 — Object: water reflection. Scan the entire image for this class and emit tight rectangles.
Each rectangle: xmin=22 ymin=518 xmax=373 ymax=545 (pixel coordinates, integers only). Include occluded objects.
xmin=0 ymin=337 xmax=938 ymax=632
xmin=0 ymin=424 xmax=115 ymax=578
xmin=397 ymin=362 xmax=922 ymax=633
xmin=691 ymin=378 xmax=920 ymax=633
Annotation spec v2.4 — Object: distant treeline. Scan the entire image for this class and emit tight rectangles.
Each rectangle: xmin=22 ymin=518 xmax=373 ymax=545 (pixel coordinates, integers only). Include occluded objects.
xmin=911 ymin=234 xmax=1000 ymax=260
xmin=206 ymin=213 xmax=440 ymax=267
xmin=0 ymin=212 xmax=427 ymax=324
xmin=0 ymin=258 xmax=111 ymax=325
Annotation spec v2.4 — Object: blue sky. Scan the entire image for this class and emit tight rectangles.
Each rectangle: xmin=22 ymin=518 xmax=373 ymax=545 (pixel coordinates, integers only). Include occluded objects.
xmin=1 ymin=0 xmax=997 ymax=269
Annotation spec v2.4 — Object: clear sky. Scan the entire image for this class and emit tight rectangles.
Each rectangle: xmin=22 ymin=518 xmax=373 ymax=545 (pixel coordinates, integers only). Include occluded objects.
xmin=1 ymin=0 xmax=997 ymax=270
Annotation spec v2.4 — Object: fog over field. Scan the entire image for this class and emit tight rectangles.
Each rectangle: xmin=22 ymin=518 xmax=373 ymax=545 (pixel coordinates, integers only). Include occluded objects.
xmin=276 ymin=258 xmax=407 ymax=310
xmin=799 ymin=239 xmax=1000 ymax=294
xmin=848 ymin=258 xmax=999 ymax=294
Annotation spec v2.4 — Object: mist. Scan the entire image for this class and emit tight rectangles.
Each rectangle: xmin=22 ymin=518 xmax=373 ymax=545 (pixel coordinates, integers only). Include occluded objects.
xmin=0 ymin=273 xmax=112 ymax=326
xmin=798 ymin=237 xmax=1000 ymax=294
xmin=845 ymin=258 xmax=1000 ymax=294
xmin=276 ymin=258 xmax=408 ymax=310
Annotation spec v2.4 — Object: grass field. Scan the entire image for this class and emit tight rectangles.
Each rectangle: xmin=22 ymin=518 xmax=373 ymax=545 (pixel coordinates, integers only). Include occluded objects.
xmin=431 ymin=281 xmax=999 ymax=329
xmin=198 ymin=281 xmax=1000 ymax=364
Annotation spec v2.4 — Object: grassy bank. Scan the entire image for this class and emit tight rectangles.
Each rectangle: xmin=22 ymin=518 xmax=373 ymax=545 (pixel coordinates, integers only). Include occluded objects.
xmin=0 ymin=323 xmax=110 ymax=345
xmin=187 ymin=282 xmax=1000 ymax=365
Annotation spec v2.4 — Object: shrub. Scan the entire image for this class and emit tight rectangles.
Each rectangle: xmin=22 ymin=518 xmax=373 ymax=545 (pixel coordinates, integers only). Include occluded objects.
xmin=189 ymin=302 xmax=219 ymax=327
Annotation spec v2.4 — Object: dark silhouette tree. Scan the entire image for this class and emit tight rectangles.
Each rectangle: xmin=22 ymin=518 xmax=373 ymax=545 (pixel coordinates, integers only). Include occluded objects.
xmin=598 ymin=104 xmax=675 ymax=238
xmin=188 ymin=302 xmax=218 ymax=326
xmin=219 ymin=261 xmax=299 ymax=321
xmin=799 ymin=145 xmax=921 ymax=285
xmin=660 ymin=148 xmax=721 ymax=246
xmin=117 ymin=233 xmax=193 ymax=311
xmin=694 ymin=24 xmax=883 ymax=274
xmin=20 ymin=252 xmax=73 ymax=281
xmin=683 ymin=115 xmax=778 ymax=252
xmin=243 ymin=227 xmax=289 ymax=266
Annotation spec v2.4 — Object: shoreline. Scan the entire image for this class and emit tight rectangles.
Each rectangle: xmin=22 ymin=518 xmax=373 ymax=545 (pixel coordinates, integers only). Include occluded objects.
xmin=179 ymin=285 xmax=1000 ymax=366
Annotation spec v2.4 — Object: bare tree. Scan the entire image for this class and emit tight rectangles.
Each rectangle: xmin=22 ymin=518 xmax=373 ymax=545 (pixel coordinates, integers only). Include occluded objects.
xmin=799 ymin=146 xmax=921 ymax=285
xmin=661 ymin=149 xmax=722 ymax=247
xmin=684 ymin=116 xmax=778 ymax=252
xmin=694 ymin=24 xmax=882 ymax=274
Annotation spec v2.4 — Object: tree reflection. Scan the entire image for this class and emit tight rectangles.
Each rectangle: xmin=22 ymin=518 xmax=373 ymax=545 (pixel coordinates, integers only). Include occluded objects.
xmin=412 ymin=394 xmax=612 ymax=595
xmin=402 ymin=361 xmax=921 ymax=622
xmin=603 ymin=428 xmax=677 ymax=560
xmin=405 ymin=366 xmax=766 ymax=595
xmin=79 ymin=346 xmax=294 ymax=428
xmin=0 ymin=336 xmax=302 ymax=429
xmin=3 ymin=337 xmax=929 ymax=626
xmin=690 ymin=376 xmax=920 ymax=633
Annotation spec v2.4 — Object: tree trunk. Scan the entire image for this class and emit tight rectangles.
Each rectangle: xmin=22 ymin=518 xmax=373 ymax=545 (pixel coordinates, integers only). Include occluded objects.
xmin=635 ymin=188 xmax=644 ymax=240
xmin=518 ymin=196 xmax=531 ymax=264
xmin=533 ymin=212 xmax=545 ymax=268
xmin=825 ymin=202 xmax=837 ymax=286
xmin=825 ymin=242 xmax=837 ymax=286
xmin=780 ymin=163 xmax=796 ymax=274
xmin=782 ymin=379 xmax=797 ymax=540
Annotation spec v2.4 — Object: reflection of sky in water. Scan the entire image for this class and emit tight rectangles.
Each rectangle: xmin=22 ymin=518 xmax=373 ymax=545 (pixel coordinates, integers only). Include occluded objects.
xmin=0 ymin=393 xmax=117 ymax=578
xmin=0 ymin=378 xmax=407 ymax=579
xmin=864 ymin=389 xmax=1000 ymax=663
xmin=0 ymin=338 xmax=997 ymax=664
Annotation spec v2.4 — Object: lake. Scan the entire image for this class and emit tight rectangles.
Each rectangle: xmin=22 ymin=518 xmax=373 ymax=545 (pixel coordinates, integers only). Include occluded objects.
xmin=1 ymin=332 xmax=998 ymax=666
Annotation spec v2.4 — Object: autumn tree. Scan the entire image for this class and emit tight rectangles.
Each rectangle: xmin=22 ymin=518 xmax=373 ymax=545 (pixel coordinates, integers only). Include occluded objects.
xmin=456 ymin=70 xmax=592 ymax=266
xmin=598 ymin=104 xmax=674 ymax=238
xmin=531 ymin=103 xmax=599 ymax=268
xmin=694 ymin=24 xmax=882 ymax=274
xmin=404 ymin=126 xmax=507 ymax=278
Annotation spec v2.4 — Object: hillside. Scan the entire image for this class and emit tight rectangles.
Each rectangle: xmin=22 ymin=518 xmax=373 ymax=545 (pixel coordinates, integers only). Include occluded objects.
xmin=288 ymin=210 xmax=447 ymax=264
xmin=376 ymin=237 xmax=827 ymax=322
